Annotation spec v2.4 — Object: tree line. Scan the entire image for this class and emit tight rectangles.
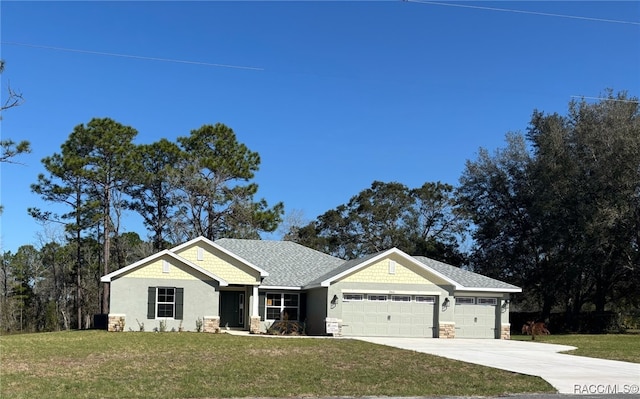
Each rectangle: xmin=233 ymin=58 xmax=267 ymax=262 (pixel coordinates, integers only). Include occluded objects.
xmin=1 ymin=90 xmax=638 ymax=333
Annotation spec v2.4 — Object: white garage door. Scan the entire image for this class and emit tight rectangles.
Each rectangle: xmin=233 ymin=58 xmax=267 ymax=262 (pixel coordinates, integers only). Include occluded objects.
xmin=454 ymin=297 xmax=498 ymax=338
xmin=341 ymin=294 xmax=436 ymax=337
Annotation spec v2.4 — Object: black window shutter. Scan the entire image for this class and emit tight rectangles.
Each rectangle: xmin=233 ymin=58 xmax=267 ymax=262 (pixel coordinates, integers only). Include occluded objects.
xmin=147 ymin=287 xmax=156 ymax=319
xmin=175 ymin=288 xmax=184 ymax=320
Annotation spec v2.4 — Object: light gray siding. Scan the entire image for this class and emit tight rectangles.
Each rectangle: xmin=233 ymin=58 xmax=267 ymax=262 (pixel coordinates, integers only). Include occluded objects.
xmin=110 ymin=277 xmax=220 ymax=332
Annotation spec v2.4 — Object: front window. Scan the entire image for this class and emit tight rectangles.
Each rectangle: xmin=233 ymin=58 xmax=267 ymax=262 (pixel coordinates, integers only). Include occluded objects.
xmin=157 ymin=287 xmax=175 ymax=318
xmin=266 ymin=293 xmax=299 ymax=321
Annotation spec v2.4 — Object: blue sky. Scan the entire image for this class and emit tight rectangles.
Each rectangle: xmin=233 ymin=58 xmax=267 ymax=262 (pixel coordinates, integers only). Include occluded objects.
xmin=1 ymin=1 xmax=638 ymax=253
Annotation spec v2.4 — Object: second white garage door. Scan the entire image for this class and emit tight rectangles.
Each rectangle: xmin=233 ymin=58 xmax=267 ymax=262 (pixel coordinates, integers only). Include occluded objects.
xmin=341 ymin=294 xmax=436 ymax=337
xmin=454 ymin=297 xmax=498 ymax=338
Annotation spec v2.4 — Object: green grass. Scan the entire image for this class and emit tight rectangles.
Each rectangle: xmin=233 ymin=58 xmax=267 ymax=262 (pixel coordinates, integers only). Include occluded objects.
xmin=511 ymin=333 xmax=640 ymax=363
xmin=1 ymin=331 xmax=553 ymax=399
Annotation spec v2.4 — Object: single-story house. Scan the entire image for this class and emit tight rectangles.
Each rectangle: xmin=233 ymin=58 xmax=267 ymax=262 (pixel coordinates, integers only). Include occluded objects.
xmin=100 ymin=236 xmax=520 ymax=338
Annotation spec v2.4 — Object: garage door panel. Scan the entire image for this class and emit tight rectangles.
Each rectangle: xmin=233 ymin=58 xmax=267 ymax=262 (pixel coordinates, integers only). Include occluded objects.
xmin=454 ymin=300 xmax=497 ymax=338
xmin=341 ymin=294 xmax=435 ymax=337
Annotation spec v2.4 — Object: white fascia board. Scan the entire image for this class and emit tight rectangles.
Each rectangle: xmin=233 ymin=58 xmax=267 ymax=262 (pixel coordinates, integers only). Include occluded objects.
xmin=455 ymin=286 xmax=522 ymax=293
xmin=178 ymin=255 xmax=229 ymax=286
xmin=320 ymin=248 xmax=461 ymax=288
xmin=100 ymin=250 xmax=171 ymax=282
xmin=258 ymin=285 xmax=302 ymax=290
xmin=341 ymin=288 xmax=442 ymax=295
xmin=172 ymin=236 xmax=269 ymax=277
xmin=100 ymin=250 xmax=229 ymax=286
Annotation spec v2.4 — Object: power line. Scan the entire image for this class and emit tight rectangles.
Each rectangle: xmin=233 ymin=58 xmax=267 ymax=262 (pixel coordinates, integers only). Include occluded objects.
xmin=406 ymin=0 xmax=640 ymax=26
xmin=1 ymin=41 xmax=265 ymax=71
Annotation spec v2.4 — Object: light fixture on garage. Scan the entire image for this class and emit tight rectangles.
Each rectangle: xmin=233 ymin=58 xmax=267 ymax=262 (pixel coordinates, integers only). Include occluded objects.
xmin=501 ymin=299 xmax=510 ymax=311
xmin=331 ymin=294 xmax=339 ymax=305
xmin=442 ymin=297 xmax=450 ymax=311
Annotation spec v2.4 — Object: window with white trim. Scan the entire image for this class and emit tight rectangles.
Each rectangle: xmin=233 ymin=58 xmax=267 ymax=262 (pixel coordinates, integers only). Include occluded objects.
xmin=147 ymin=287 xmax=183 ymax=319
xmin=368 ymin=295 xmax=387 ymax=301
xmin=477 ymin=297 xmax=497 ymax=306
xmin=265 ymin=292 xmax=299 ymax=321
xmin=414 ymin=296 xmax=436 ymax=304
xmin=157 ymin=287 xmax=176 ymax=317
xmin=455 ymin=297 xmax=475 ymax=305
xmin=391 ymin=295 xmax=411 ymax=302
xmin=343 ymin=293 xmax=364 ymax=301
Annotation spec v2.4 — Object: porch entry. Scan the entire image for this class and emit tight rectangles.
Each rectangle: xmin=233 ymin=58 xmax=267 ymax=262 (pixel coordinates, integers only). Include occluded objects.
xmin=219 ymin=290 xmax=245 ymax=328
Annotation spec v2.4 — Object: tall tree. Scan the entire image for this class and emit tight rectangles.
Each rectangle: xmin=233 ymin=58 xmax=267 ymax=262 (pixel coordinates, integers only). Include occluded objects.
xmin=126 ymin=139 xmax=182 ymax=251
xmin=528 ymin=90 xmax=640 ymax=314
xmin=457 ymin=134 xmax=552 ymax=311
xmin=174 ymin=123 xmax=283 ymax=240
xmin=67 ymin=118 xmax=137 ymax=314
xmin=291 ymin=181 xmax=467 ymax=262
xmin=459 ymin=91 xmax=640 ymax=319
xmin=410 ymin=182 xmax=468 ymax=265
xmin=30 ymin=148 xmax=99 ymax=329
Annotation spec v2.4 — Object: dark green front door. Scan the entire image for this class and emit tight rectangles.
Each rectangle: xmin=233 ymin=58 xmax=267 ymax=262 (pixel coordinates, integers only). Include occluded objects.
xmin=219 ymin=291 xmax=244 ymax=328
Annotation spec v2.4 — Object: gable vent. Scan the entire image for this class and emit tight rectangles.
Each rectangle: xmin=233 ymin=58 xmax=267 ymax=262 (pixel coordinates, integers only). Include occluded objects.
xmin=388 ymin=260 xmax=396 ymax=275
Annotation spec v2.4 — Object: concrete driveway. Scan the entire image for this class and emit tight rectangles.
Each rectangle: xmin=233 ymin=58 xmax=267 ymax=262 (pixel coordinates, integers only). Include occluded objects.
xmin=354 ymin=337 xmax=640 ymax=395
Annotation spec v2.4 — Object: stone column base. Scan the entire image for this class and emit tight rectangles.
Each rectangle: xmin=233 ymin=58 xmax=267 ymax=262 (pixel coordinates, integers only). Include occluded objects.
xmin=203 ymin=316 xmax=220 ymax=333
xmin=501 ymin=323 xmax=511 ymax=340
xmin=439 ymin=322 xmax=455 ymax=338
xmin=108 ymin=314 xmax=126 ymax=332
xmin=249 ymin=316 xmax=261 ymax=334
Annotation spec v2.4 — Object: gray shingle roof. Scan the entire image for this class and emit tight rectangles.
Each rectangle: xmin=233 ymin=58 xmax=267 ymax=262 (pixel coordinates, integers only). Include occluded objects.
xmin=303 ymin=251 xmax=381 ymax=287
xmin=413 ymin=256 xmax=520 ymax=290
xmin=214 ymin=238 xmax=344 ymax=287
xmin=213 ymin=238 xmax=519 ymax=292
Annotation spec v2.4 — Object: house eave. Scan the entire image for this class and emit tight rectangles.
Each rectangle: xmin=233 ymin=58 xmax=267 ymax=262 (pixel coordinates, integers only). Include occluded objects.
xmin=455 ymin=287 xmax=522 ymax=293
xmin=259 ymin=285 xmax=302 ymax=290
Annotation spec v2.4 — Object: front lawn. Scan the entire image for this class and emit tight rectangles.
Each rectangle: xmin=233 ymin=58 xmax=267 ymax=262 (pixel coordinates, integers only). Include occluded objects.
xmin=0 ymin=331 xmax=553 ymax=399
xmin=511 ymin=333 xmax=640 ymax=363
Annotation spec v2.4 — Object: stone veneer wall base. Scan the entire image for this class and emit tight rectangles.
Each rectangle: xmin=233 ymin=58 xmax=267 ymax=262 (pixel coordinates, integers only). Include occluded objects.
xmin=249 ymin=316 xmax=261 ymax=334
xmin=108 ymin=314 xmax=126 ymax=332
xmin=439 ymin=322 xmax=455 ymax=339
xmin=203 ymin=316 xmax=220 ymax=333
xmin=501 ymin=323 xmax=511 ymax=340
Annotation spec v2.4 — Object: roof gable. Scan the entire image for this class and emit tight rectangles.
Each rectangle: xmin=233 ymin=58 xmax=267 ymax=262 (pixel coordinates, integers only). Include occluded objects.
xmin=172 ymin=236 xmax=269 ymax=278
xmin=307 ymin=248 xmax=459 ymax=288
xmin=100 ymin=250 xmax=228 ymax=285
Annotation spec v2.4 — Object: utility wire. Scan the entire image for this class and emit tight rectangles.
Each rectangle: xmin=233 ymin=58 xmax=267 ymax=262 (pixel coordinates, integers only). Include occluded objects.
xmin=1 ymin=41 xmax=265 ymax=71
xmin=405 ymin=0 xmax=640 ymax=26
